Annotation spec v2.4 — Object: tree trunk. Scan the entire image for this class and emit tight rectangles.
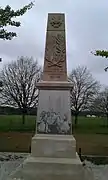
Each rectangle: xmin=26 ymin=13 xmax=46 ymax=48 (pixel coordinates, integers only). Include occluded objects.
xmin=22 ymin=113 xmax=26 ymax=125
xmin=107 ymin=113 xmax=108 ymax=127
xmin=21 ymin=108 xmax=27 ymax=125
xmin=75 ymin=114 xmax=78 ymax=126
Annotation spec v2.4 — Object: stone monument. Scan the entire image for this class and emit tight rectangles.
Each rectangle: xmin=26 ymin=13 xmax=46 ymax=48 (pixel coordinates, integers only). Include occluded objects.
xmin=8 ymin=13 xmax=94 ymax=180
xmin=36 ymin=13 xmax=72 ymax=135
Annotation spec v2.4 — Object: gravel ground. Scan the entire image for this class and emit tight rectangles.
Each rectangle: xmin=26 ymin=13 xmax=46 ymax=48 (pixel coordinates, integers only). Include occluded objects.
xmin=85 ymin=160 xmax=108 ymax=180
xmin=0 ymin=153 xmax=108 ymax=180
xmin=0 ymin=153 xmax=28 ymax=180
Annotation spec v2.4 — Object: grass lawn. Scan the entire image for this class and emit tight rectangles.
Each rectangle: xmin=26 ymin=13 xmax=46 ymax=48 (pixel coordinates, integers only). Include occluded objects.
xmin=0 ymin=115 xmax=108 ymax=155
xmin=72 ymin=116 xmax=108 ymax=134
xmin=0 ymin=115 xmax=108 ymax=134
xmin=0 ymin=115 xmax=36 ymax=132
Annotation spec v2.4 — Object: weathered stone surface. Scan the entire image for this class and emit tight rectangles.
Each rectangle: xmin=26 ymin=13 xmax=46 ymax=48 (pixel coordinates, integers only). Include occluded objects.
xmin=37 ymin=90 xmax=72 ymax=134
xmin=31 ymin=134 xmax=76 ymax=158
xmin=43 ymin=14 xmax=67 ymax=81
xmin=36 ymin=81 xmax=73 ymax=90
xmin=37 ymin=13 xmax=72 ymax=135
xmin=8 ymin=155 xmax=87 ymax=180
xmin=47 ymin=13 xmax=65 ymax=31
xmin=7 ymin=134 xmax=94 ymax=180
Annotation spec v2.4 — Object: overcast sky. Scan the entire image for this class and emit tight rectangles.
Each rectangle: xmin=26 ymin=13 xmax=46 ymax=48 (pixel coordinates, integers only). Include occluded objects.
xmin=0 ymin=0 xmax=108 ymax=85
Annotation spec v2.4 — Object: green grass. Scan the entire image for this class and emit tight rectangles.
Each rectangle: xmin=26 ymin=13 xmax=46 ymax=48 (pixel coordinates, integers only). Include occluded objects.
xmin=72 ymin=116 xmax=108 ymax=134
xmin=0 ymin=115 xmax=36 ymax=132
xmin=0 ymin=115 xmax=108 ymax=155
xmin=0 ymin=115 xmax=108 ymax=134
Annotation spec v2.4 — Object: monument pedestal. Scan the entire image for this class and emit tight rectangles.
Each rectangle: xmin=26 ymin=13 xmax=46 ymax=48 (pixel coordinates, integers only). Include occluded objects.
xmin=8 ymin=134 xmax=91 ymax=180
xmin=36 ymin=81 xmax=72 ymax=135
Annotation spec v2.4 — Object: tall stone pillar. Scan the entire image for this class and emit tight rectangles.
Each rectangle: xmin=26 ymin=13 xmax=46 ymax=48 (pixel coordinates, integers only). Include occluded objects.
xmin=36 ymin=13 xmax=72 ymax=135
xmin=8 ymin=13 xmax=94 ymax=180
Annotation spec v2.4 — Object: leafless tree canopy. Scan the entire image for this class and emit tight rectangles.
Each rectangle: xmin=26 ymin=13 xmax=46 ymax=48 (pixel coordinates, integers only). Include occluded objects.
xmin=91 ymin=87 xmax=108 ymax=114
xmin=0 ymin=56 xmax=41 ymax=123
xmin=0 ymin=59 xmax=3 ymax=91
xmin=90 ymin=87 xmax=108 ymax=126
xmin=69 ymin=66 xmax=100 ymax=124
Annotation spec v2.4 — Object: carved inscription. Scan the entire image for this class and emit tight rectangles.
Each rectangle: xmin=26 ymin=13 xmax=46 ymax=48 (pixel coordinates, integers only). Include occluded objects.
xmin=50 ymin=75 xmax=61 ymax=80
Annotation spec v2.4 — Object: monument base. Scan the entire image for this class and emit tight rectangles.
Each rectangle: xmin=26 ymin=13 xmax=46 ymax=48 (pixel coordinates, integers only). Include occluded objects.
xmin=36 ymin=82 xmax=73 ymax=135
xmin=31 ymin=134 xmax=76 ymax=158
xmin=8 ymin=134 xmax=94 ymax=180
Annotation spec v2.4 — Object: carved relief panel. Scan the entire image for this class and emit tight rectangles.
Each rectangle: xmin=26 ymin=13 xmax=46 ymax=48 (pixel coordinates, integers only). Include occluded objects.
xmin=47 ymin=13 xmax=65 ymax=31
xmin=44 ymin=32 xmax=66 ymax=71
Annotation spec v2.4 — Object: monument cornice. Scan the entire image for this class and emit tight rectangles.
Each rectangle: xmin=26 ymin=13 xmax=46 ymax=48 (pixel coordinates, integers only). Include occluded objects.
xmin=36 ymin=81 xmax=73 ymax=90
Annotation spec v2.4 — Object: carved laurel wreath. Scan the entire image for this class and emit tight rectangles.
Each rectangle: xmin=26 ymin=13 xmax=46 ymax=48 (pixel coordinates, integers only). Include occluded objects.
xmin=45 ymin=34 xmax=66 ymax=68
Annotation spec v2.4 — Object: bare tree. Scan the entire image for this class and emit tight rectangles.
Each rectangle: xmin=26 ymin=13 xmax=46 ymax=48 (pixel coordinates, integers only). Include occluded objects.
xmin=0 ymin=58 xmax=3 ymax=92
xmin=91 ymin=87 xmax=108 ymax=127
xmin=69 ymin=66 xmax=100 ymax=125
xmin=0 ymin=56 xmax=41 ymax=124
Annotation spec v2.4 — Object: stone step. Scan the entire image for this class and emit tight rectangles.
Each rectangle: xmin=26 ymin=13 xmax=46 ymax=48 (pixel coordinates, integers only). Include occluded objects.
xmin=25 ymin=155 xmax=82 ymax=165
xmin=8 ymin=156 xmax=94 ymax=180
xmin=31 ymin=134 xmax=76 ymax=158
xmin=21 ymin=156 xmax=85 ymax=180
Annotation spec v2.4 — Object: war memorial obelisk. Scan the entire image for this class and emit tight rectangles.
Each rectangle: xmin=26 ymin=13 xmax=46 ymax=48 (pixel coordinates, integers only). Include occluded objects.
xmin=36 ymin=13 xmax=72 ymax=135
xmin=8 ymin=13 xmax=93 ymax=180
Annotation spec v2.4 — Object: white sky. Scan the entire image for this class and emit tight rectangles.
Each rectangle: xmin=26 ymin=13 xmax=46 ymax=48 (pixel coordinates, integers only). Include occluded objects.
xmin=0 ymin=0 xmax=108 ymax=85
